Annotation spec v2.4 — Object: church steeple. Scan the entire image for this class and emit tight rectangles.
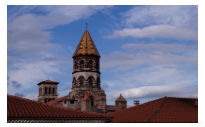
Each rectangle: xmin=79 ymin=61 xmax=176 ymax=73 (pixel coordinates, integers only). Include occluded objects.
xmin=68 ymin=28 xmax=106 ymax=113
xmin=73 ymin=30 xmax=100 ymax=58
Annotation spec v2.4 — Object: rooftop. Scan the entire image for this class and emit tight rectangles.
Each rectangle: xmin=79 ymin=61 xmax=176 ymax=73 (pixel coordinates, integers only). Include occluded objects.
xmin=37 ymin=80 xmax=59 ymax=85
xmin=8 ymin=94 xmax=110 ymax=120
xmin=108 ymin=96 xmax=198 ymax=123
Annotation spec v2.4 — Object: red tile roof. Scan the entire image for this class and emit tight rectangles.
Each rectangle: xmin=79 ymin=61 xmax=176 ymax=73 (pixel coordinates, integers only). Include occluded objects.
xmin=108 ymin=97 xmax=198 ymax=123
xmin=106 ymin=105 xmax=120 ymax=112
xmin=37 ymin=80 xmax=59 ymax=85
xmin=7 ymin=95 xmax=110 ymax=120
xmin=46 ymin=96 xmax=67 ymax=105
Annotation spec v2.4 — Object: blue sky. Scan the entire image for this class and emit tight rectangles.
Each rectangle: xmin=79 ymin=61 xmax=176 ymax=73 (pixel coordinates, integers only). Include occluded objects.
xmin=7 ymin=5 xmax=198 ymax=106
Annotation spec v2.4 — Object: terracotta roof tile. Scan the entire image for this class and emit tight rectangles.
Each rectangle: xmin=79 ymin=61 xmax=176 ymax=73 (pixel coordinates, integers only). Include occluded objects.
xmin=37 ymin=80 xmax=59 ymax=85
xmin=7 ymin=95 xmax=110 ymax=119
xmin=46 ymin=96 xmax=67 ymax=105
xmin=108 ymin=97 xmax=197 ymax=123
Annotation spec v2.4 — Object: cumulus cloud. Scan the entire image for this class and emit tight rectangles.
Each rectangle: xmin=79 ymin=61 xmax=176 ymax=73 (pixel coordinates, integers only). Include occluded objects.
xmin=109 ymin=25 xmax=197 ymax=40
xmin=103 ymin=41 xmax=197 ymax=102
xmin=109 ymin=85 xmax=198 ymax=100
xmin=122 ymin=43 xmax=197 ymax=54
xmin=8 ymin=6 xmax=111 ymax=54
xmin=102 ymin=51 xmax=197 ymax=71
xmin=8 ymin=6 xmax=111 ymax=97
xmin=123 ymin=6 xmax=198 ymax=30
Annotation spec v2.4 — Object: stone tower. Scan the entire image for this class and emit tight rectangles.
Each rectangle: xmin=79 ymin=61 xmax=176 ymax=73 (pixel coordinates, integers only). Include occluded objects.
xmin=115 ymin=94 xmax=127 ymax=109
xmin=37 ymin=80 xmax=59 ymax=103
xmin=68 ymin=30 xmax=106 ymax=113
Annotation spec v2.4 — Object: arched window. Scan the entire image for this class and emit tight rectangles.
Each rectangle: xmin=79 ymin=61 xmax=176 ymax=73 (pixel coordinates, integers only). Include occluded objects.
xmin=96 ymin=61 xmax=99 ymax=70
xmin=88 ymin=60 xmax=93 ymax=69
xmin=97 ymin=77 xmax=100 ymax=85
xmin=52 ymin=87 xmax=55 ymax=94
xmin=48 ymin=87 xmax=51 ymax=94
xmin=80 ymin=60 xmax=84 ymax=69
xmin=73 ymin=77 xmax=77 ymax=87
xmin=44 ymin=98 xmax=47 ymax=103
xmin=74 ymin=61 xmax=78 ymax=69
xmin=39 ymin=87 xmax=42 ymax=96
xmin=45 ymin=87 xmax=48 ymax=95
xmin=88 ymin=76 xmax=95 ymax=87
xmin=90 ymin=96 xmax=94 ymax=106
xmin=78 ymin=76 xmax=85 ymax=86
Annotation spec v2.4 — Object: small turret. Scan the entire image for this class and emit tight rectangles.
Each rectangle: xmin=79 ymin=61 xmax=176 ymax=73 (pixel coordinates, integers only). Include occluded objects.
xmin=115 ymin=94 xmax=127 ymax=109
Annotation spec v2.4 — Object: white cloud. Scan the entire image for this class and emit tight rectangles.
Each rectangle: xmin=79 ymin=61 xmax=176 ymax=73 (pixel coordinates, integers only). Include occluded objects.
xmin=123 ymin=6 xmax=197 ymax=30
xmin=8 ymin=6 xmax=112 ymax=53
xmin=8 ymin=61 xmax=61 ymax=92
xmin=109 ymin=85 xmax=197 ymax=100
xmin=7 ymin=6 xmax=111 ymax=96
xmin=109 ymin=25 xmax=197 ymax=40
xmin=115 ymin=65 xmax=197 ymax=87
xmin=122 ymin=42 xmax=197 ymax=54
xmin=102 ymin=50 xmax=197 ymax=71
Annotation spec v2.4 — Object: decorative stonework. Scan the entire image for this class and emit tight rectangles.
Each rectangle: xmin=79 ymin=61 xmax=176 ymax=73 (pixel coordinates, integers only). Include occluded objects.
xmin=68 ymin=30 xmax=106 ymax=113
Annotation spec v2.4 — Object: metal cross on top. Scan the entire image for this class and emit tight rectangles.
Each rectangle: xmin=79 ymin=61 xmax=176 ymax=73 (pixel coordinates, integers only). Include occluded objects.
xmin=85 ymin=22 xmax=88 ymax=30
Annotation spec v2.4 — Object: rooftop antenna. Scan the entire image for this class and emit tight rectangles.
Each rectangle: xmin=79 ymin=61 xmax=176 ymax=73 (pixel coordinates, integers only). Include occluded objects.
xmin=85 ymin=22 xmax=88 ymax=30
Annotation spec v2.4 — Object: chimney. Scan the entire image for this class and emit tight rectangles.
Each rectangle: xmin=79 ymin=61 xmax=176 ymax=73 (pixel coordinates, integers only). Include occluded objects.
xmin=81 ymin=92 xmax=91 ymax=111
xmin=134 ymin=100 xmax=140 ymax=106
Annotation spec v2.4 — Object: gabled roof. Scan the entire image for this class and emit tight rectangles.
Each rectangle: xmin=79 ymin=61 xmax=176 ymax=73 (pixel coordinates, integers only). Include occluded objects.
xmin=37 ymin=80 xmax=59 ymax=85
xmin=7 ymin=95 xmax=110 ymax=120
xmin=108 ymin=97 xmax=198 ymax=123
xmin=73 ymin=30 xmax=100 ymax=57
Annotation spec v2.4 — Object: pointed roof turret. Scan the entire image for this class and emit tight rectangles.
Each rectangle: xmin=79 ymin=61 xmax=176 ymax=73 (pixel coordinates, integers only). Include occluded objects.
xmin=115 ymin=94 xmax=126 ymax=102
xmin=73 ymin=30 xmax=100 ymax=58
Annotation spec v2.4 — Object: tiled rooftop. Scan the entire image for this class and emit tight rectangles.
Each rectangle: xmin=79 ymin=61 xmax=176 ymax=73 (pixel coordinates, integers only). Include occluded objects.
xmin=46 ymin=96 xmax=67 ymax=105
xmin=108 ymin=97 xmax=198 ymax=123
xmin=37 ymin=80 xmax=59 ymax=85
xmin=7 ymin=95 xmax=110 ymax=119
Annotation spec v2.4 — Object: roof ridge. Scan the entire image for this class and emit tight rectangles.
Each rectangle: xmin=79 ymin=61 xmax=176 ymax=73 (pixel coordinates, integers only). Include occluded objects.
xmin=107 ymin=97 xmax=165 ymax=115
xmin=8 ymin=94 xmax=109 ymax=119
xmin=46 ymin=96 xmax=67 ymax=105
xmin=146 ymin=97 xmax=167 ymax=122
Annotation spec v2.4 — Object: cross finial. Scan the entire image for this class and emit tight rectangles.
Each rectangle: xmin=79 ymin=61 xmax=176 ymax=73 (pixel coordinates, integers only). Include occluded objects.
xmin=85 ymin=22 xmax=88 ymax=30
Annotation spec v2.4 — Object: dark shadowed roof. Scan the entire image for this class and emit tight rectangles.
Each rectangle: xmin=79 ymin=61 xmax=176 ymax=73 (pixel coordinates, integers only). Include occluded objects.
xmin=108 ymin=97 xmax=198 ymax=123
xmin=7 ymin=95 xmax=110 ymax=120
xmin=37 ymin=80 xmax=59 ymax=85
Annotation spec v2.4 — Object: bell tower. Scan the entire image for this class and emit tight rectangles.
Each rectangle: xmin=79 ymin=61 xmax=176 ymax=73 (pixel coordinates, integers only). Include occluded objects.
xmin=68 ymin=29 xmax=106 ymax=113
xmin=37 ymin=80 xmax=59 ymax=103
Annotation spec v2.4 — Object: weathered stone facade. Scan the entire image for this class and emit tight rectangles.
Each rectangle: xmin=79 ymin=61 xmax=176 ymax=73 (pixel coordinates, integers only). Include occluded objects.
xmin=39 ymin=30 xmax=127 ymax=113
xmin=37 ymin=80 xmax=58 ymax=103
xmin=67 ymin=30 xmax=106 ymax=113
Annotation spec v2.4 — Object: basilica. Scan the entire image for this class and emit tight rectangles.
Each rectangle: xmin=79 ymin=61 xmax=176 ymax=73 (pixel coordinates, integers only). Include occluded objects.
xmin=37 ymin=29 xmax=127 ymax=113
